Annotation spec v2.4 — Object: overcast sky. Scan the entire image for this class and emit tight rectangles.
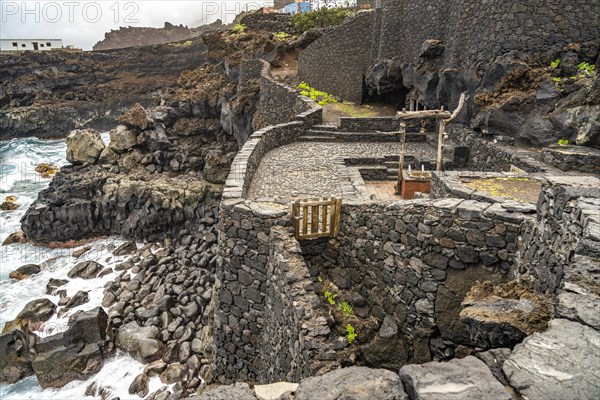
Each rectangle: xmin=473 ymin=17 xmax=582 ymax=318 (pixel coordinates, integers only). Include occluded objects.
xmin=1 ymin=0 xmax=272 ymax=50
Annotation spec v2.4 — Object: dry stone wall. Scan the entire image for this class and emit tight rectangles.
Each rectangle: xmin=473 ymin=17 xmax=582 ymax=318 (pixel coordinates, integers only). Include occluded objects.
xmin=336 ymin=199 xmax=530 ymax=361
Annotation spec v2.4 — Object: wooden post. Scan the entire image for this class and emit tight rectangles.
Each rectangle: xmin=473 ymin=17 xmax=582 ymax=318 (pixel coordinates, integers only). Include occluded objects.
xmin=436 ymin=118 xmax=446 ymax=171
xmin=397 ymin=122 xmax=407 ymax=194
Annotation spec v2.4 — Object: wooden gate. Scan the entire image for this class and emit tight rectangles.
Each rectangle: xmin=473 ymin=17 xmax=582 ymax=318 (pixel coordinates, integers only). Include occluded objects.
xmin=292 ymin=197 xmax=342 ymax=240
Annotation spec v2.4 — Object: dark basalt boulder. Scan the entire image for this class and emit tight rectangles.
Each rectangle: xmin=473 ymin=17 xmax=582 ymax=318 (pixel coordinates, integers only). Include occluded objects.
xmin=32 ymin=342 xmax=103 ymax=388
xmin=68 ymin=261 xmax=104 ymax=279
xmin=9 ymin=264 xmax=41 ymax=280
xmin=16 ymin=298 xmax=57 ymax=325
xmin=0 ymin=328 xmax=37 ymax=383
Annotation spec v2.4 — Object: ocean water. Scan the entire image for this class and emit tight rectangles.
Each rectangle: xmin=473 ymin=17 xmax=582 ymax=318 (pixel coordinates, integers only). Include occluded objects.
xmin=0 ymin=137 xmax=161 ymax=399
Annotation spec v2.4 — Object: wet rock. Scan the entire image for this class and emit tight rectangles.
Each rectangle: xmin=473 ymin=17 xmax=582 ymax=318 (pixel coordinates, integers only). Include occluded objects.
xmin=129 ymin=373 xmax=149 ymax=397
xmin=144 ymin=359 xmax=167 ymax=376
xmin=460 ymin=281 xmax=553 ymax=349
xmin=196 ymin=382 xmax=257 ymax=400
xmin=68 ymin=261 xmax=104 ymax=279
xmin=64 ymin=291 xmax=89 ymax=309
xmin=9 ymin=264 xmax=41 ymax=280
xmin=65 ymin=129 xmax=105 ymax=165
xmin=503 ymin=319 xmax=600 ymax=400
xmin=117 ymin=321 xmax=164 ymax=363
xmin=16 ymin=298 xmax=56 ymax=324
xmin=159 ymin=363 xmax=188 ymax=384
xmin=109 ymin=125 xmax=138 ymax=154
xmin=295 ymin=367 xmax=406 ymax=400
xmin=64 ymin=307 xmax=108 ymax=347
xmin=46 ymin=278 xmax=69 ymax=295
xmin=0 ymin=200 xmax=19 ymax=210
xmin=72 ymin=246 xmax=92 ymax=258
xmin=32 ymin=342 xmax=103 ymax=388
xmin=0 ymin=328 xmax=37 ymax=383
xmin=113 ymin=241 xmax=138 ymax=256
xmin=399 ymin=356 xmax=511 ymax=400
xmin=2 ymin=231 xmax=27 ymax=245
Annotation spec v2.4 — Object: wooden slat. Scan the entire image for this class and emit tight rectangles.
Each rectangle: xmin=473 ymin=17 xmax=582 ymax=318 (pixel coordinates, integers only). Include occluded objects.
xmin=311 ymin=205 xmax=319 ymax=234
xmin=333 ymin=198 xmax=342 ymax=237
xmin=302 ymin=204 xmax=308 ymax=235
xmin=294 ymin=199 xmax=331 ymax=206
xmin=322 ymin=202 xmax=328 ymax=234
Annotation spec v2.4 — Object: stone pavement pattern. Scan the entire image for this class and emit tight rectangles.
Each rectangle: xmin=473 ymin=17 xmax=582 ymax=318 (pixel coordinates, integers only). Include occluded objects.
xmin=247 ymin=141 xmax=437 ymax=202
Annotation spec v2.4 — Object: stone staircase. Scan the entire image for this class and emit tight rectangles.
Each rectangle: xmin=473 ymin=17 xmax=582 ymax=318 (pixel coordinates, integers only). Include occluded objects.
xmin=297 ymin=124 xmax=427 ymax=143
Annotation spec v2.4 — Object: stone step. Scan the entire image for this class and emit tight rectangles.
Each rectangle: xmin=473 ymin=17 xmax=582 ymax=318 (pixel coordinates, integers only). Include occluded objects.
xmin=311 ymin=124 xmax=338 ymax=132
xmin=297 ymin=135 xmax=338 ymax=142
xmin=385 ymin=160 xmax=400 ymax=168
xmin=306 ymin=129 xmax=342 ymax=137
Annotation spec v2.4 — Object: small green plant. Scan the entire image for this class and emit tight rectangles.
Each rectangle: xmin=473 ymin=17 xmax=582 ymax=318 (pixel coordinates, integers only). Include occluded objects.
xmin=337 ymin=301 xmax=354 ymax=315
xmin=273 ymin=31 xmax=294 ymax=41
xmin=557 ymin=139 xmax=569 ymax=145
xmin=346 ymin=324 xmax=357 ymax=344
xmin=578 ymin=62 xmax=596 ymax=76
xmin=230 ymin=24 xmax=246 ymax=34
xmin=550 ymin=59 xmax=561 ymax=69
xmin=317 ymin=276 xmax=323 ymax=283
xmin=552 ymin=77 xmax=561 ymax=83
xmin=298 ymin=81 xmax=338 ymax=105
xmin=324 ymin=290 xmax=337 ymax=305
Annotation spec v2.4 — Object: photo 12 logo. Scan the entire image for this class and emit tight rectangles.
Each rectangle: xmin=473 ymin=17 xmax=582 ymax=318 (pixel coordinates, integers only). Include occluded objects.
xmin=1 ymin=1 xmax=140 ymax=24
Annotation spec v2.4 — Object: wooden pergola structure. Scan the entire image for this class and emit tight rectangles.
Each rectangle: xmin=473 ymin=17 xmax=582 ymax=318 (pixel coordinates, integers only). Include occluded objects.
xmin=395 ymin=93 xmax=466 ymax=194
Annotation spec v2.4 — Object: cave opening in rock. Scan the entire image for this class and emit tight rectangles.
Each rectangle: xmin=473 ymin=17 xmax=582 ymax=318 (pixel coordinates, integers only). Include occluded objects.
xmin=361 ymin=74 xmax=409 ymax=110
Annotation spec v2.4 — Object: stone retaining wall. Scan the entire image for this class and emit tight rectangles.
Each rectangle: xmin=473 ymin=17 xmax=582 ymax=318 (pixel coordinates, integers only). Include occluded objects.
xmin=519 ymin=176 xmax=600 ymax=294
xmin=540 ymin=146 xmax=600 ymax=174
xmin=253 ymin=61 xmax=322 ymax=130
xmin=335 ymin=198 xmax=531 ymax=360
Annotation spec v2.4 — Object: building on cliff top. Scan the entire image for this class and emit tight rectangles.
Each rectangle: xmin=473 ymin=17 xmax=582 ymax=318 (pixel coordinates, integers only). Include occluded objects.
xmin=0 ymin=39 xmax=63 ymax=52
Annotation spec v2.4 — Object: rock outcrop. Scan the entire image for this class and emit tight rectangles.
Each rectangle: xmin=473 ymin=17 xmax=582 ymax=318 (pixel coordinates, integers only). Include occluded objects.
xmin=503 ymin=318 xmax=600 ymax=400
xmin=399 ymin=356 xmax=512 ymax=400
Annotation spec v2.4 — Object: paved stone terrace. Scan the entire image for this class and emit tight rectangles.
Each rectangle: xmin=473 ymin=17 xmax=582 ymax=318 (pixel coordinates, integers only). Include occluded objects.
xmin=247 ymin=141 xmax=438 ymax=202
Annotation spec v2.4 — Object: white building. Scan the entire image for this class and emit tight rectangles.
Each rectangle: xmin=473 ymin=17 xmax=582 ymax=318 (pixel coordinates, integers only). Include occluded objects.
xmin=0 ymin=39 xmax=63 ymax=53
xmin=310 ymin=0 xmax=357 ymax=11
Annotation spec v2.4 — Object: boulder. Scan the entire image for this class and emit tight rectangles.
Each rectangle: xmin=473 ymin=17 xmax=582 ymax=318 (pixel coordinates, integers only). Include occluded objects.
xmin=138 ymin=127 xmax=171 ymax=151
xmin=32 ymin=342 xmax=103 ymax=388
xmin=460 ymin=281 xmax=553 ymax=349
xmin=9 ymin=264 xmax=41 ymax=280
xmin=399 ymin=356 xmax=511 ymax=400
xmin=503 ymin=318 xmax=600 ymax=400
xmin=16 ymin=298 xmax=56 ymax=325
xmin=129 ymin=373 xmax=150 ymax=397
xmin=113 ymin=241 xmax=138 ymax=256
xmin=0 ymin=328 xmax=37 ymax=383
xmin=196 ymin=382 xmax=257 ymax=400
xmin=68 ymin=260 xmax=104 ymax=279
xmin=46 ymin=278 xmax=69 ymax=295
xmin=556 ymin=291 xmax=600 ymax=330
xmin=295 ymin=367 xmax=407 ymax=400
xmin=64 ymin=307 xmax=108 ymax=347
xmin=118 ymin=103 xmax=153 ymax=130
xmin=65 ymin=129 xmax=105 ymax=165
xmin=203 ymin=150 xmax=234 ymax=184
xmin=109 ymin=125 xmax=138 ymax=154
xmin=63 ymin=291 xmax=89 ymax=309
xmin=2 ymin=230 xmax=27 ymax=245
xmin=159 ymin=363 xmax=188 ymax=384
xmin=117 ymin=321 xmax=164 ymax=363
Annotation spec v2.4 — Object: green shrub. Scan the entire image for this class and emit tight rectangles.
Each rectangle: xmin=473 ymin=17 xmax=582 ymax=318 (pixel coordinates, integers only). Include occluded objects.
xmin=557 ymin=139 xmax=569 ymax=145
xmin=291 ymin=8 xmax=356 ymax=33
xmin=298 ymin=81 xmax=338 ymax=105
xmin=550 ymin=59 xmax=561 ymax=69
xmin=273 ymin=31 xmax=295 ymax=41
xmin=346 ymin=324 xmax=357 ymax=344
xmin=230 ymin=24 xmax=246 ymax=34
